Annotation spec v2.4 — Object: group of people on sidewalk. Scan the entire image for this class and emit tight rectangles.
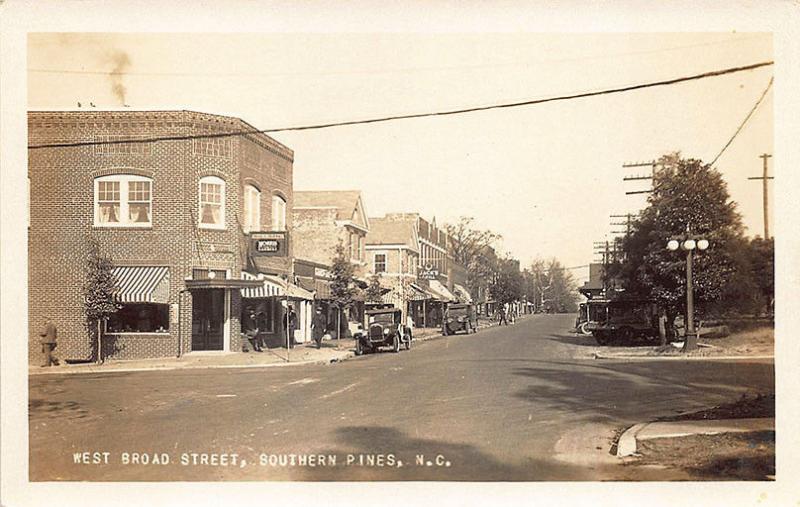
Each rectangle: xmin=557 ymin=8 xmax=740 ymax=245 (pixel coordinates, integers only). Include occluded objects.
xmin=496 ymin=302 xmax=518 ymax=326
xmin=242 ymin=305 xmax=329 ymax=352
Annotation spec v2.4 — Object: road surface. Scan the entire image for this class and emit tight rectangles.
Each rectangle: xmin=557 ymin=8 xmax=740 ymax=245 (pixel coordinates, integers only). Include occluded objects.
xmin=29 ymin=314 xmax=774 ymax=481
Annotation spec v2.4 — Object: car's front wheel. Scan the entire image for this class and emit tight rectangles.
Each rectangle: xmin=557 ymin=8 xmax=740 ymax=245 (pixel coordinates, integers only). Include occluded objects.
xmin=393 ymin=335 xmax=401 ymax=353
xmin=404 ymin=333 xmax=412 ymax=350
xmin=355 ymin=338 xmax=363 ymax=356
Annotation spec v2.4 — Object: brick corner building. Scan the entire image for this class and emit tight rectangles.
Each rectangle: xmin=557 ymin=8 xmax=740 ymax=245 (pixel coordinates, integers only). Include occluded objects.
xmin=28 ymin=110 xmax=295 ymax=364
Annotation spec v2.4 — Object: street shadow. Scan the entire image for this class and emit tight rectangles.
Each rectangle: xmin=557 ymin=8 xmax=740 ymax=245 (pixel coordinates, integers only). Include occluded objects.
xmin=28 ymin=399 xmax=89 ymax=420
xmin=287 ymin=425 xmax=583 ymax=481
xmin=510 ymin=360 xmax=774 ymax=425
xmin=545 ymin=332 xmax=600 ymax=348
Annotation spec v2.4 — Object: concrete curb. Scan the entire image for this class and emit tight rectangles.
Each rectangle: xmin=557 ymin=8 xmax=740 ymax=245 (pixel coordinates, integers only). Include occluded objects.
xmin=29 ymin=350 xmax=355 ymax=376
xmin=593 ymin=353 xmax=774 ymax=361
xmin=616 ymin=417 xmax=775 ymax=457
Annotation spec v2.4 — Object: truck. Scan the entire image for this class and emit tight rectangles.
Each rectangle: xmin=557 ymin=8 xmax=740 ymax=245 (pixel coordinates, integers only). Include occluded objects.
xmin=583 ymin=297 xmax=661 ymax=346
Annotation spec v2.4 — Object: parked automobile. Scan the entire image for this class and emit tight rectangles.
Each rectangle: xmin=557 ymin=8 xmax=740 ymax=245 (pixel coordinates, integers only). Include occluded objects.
xmin=575 ymin=303 xmax=590 ymax=335
xmin=585 ymin=298 xmax=660 ymax=345
xmin=442 ymin=303 xmax=477 ymax=335
xmin=356 ymin=307 xmax=411 ymax=355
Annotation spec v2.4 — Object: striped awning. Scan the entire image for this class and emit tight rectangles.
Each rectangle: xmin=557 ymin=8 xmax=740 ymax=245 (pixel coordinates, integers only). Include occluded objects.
xmin=112 ymin=266 xmax=169 ymax=303
xmin=240 ymin=272 xmax=284 ymax=298
xmin=453 ymin=283 xmax=473 ymax=303
xmin=428 ymin=279 xmax=457 ymax=302
xmin=240 ymin=272 xmax=314 ymax=300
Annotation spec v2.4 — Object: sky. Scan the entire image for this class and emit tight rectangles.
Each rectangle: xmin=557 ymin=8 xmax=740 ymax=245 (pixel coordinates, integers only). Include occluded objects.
xmin=27 ymin=32 xmax=773 ymax=283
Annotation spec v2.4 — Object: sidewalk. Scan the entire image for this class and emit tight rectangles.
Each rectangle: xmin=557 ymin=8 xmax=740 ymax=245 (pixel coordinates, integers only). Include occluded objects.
xmin=29 ymin=341 xmax=353 ymax=376
xmin=30 ymin=318 xmax=503 ymax=376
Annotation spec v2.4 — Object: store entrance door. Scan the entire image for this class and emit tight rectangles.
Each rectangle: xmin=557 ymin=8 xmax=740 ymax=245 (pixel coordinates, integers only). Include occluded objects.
xmin=191 ymin=289 xmax=225 ymax=351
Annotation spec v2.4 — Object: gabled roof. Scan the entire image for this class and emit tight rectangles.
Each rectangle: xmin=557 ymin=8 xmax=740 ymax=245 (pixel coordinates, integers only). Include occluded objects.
xmin=366 ymin=216 xmax=419 ymax=252
xmin=293 ymin=190 xmax=369 ymax=229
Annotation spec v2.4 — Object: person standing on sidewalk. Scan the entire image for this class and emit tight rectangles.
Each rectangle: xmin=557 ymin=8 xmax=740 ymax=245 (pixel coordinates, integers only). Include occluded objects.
xmin=39 ymin=319 xmax=59 ymax=367
xmin=284 ymin=305 xmax=298 ymax=349
xmin=498 ymin=304 xmax=508 ymax=326
xmin=311 ymin=306 xmax=326 ymax=349
xmin=243 ymin=308 xmax=262 ymax=352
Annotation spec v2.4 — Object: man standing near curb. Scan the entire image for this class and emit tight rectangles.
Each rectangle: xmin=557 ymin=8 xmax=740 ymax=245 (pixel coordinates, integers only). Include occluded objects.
xmin=39 ymin=319 xmax=58 ymax=367
xmin=311 ymin=306 xmax=326 ymax=349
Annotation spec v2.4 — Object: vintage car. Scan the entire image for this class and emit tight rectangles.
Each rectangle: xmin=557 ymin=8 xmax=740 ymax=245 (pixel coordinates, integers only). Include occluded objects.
xmin=356 ymin=307 xmax=412 ymax=355
xmin=584 ymin=298 xmax=660 ymax=345
xmin=442 ymin=303 xmax=477 ymax=335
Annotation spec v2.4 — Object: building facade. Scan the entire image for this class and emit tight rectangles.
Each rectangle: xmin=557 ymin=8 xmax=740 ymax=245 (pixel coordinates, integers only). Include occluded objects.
xmin=28 ymin=110 xmax=296 ymax=364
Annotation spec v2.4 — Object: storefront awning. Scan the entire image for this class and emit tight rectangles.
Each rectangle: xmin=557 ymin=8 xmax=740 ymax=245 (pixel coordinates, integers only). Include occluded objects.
xmin=427 ymin=279 xmax=457 ymax=302
xmin=452 ymin=283 xmax=473 ymax=303
xmin=381 ymin=283 xmax=430 ymax=304
xmin=240 ymin=272 xmax=314 ymax=300
xmin=112 ymin=266 xmax=169 ymax=303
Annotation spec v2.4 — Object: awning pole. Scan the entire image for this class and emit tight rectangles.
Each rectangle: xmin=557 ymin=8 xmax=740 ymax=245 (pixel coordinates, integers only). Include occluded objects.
xmin=286 ymin=291 xmax=290 ymax=363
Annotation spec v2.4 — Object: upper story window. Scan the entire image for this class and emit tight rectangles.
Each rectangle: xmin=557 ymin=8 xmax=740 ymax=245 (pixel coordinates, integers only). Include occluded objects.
xmin=374 ymin=253 xmax=387 ymax=273
xmin=199 ymin=176 xmax=226 ymax=229
xmin=243 ymin=184 xmax=261 ymax=233
xmin=272 ymin=194 xmax=286 ymax=231
xmin=94 ymin=174 xmax=152 ymax=228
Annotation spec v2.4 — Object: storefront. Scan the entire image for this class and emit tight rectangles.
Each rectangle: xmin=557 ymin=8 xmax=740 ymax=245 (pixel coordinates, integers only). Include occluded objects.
xmin=240 ymin=271 xmax=314 ymax=348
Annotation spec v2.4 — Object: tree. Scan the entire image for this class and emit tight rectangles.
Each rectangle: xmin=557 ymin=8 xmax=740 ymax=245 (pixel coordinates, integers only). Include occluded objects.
xmin=83 ymin=238 xmax=120 ymax=363
xmin=329 ymin=242 xmax=358 ymax=339
xmin=526 ymin=258 xmax=579 ymax=313
xmin=445 ymin=216 xmax=501 ymax=302
xmin=610 ymin=153 xmax=751 ymax=327
xmin=365 ymin=273 xmax=384 ymax=304
xmin=489 ymin=257 xmax=523 ymax=306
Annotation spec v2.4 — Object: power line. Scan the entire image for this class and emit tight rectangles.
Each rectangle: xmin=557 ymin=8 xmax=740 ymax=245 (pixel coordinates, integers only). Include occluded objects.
xmin=29 ymin=61 xmax=773 ymax=150
xmin=709 ymin=76 xmax=773 ymax=167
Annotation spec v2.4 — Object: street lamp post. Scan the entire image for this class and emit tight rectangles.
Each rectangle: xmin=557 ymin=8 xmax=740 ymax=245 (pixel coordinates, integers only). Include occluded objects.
xmin=666 ymin=232 xmax=709 ymax=352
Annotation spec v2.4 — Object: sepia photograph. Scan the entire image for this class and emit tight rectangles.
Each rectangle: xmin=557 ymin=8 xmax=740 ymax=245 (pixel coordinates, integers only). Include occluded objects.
xmin=2 ymin=1 xmax=800 ymax=506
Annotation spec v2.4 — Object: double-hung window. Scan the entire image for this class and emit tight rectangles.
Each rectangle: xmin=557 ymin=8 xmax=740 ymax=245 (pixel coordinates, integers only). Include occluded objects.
xmin=243 ymin=185 xmax=261 ymax=233
xmin=271 ymin=195 xmax=286 ymax=231
xmin=374 ymin=253 xmax=387 ymax=273
xmin=199 ymin=176 xmax=226 ymax=229
xmin=94 ymin=175 xmax=152 ymax=227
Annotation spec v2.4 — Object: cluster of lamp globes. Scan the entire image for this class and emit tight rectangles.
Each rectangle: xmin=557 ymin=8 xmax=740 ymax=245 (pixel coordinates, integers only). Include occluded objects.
xmin=666 ymin=238 xmax=710 ymax=251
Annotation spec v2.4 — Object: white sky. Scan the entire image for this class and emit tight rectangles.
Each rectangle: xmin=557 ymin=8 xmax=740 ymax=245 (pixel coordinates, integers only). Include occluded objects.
xmin=28 ymin=32 xmax=773 ymax=282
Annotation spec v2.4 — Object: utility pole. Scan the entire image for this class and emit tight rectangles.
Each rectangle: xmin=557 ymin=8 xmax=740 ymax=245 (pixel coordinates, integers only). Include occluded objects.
xmin=623 ymin=160 xmax=658 ymax=195
xmin=748 ymin=153 xmax=773 ymax=239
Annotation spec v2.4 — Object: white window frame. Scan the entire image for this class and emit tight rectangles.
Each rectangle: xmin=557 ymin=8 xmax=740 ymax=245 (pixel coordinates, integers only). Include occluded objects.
xmin=198 ymin=176 xmax=226 ymax=230
xmin=93 ymin=174 xmax=153 ymax=228
xmin=271 ymin=194 xmax=286 ymax=231
xmin=243 ymin=184 xmax=261 ymax=233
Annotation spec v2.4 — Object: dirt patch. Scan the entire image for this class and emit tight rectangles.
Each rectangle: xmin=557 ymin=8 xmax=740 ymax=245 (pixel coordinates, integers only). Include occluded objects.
xmin=592 ymin=326 xmax=773 ymax=358
xmin=658 ymin=393 xmax=774 ymax=422
xmin=633 ymin=431 xmax=775 ymax=480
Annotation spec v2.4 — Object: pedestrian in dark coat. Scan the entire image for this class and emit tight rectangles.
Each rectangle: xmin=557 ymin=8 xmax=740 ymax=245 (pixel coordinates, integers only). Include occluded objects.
xmin=243 ymin=309 xmax=262 ymax=352
xmin=284 ymin=305 xmax=298 ymax=348
xmin=39 ymin=319 xmax=58 ymax=367
xmin=311 ymin=307 xmax=326 ymax=349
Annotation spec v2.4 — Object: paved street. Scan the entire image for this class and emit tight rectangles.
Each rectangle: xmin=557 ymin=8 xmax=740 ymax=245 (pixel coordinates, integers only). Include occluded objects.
xmin=29 ymin=314 xmax=774 ymax=481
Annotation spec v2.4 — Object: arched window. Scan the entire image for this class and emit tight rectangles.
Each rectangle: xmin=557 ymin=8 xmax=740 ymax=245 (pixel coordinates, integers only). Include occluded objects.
xmin=243 ymin=184 xmax=261 ymax=233
xmin=271 ymin=194 xmax=286 ymax=231
xmin=94 ymin=174 xmax=152 ymax=227
xmin=199 ymin=176 xmax=226 ymax=229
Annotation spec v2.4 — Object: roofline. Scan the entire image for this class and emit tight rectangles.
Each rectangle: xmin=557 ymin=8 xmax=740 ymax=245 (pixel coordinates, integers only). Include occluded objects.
xmin=28 ymin=109 xmax=294 ymax=160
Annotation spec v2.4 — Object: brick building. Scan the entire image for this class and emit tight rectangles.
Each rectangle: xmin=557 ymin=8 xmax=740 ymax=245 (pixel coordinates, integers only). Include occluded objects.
xmin=28 ymin=110 xmax=298 ymax=364
xmin=291 ymin=190 xmax=370 ymax=277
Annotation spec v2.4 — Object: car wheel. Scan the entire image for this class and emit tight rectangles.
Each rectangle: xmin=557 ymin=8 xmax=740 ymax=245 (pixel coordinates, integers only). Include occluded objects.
xmin=393 ymin=335 xmax=400 ymax=353
xmin=355 ymin=339 xmax=363 ymax=356
xmin=442 ymin=326 xmax=449 ymax=336
xmin=405 ymin=333 xmax=411 ymax=350
xmin=578 ymin=322 xmax=590 ymax=335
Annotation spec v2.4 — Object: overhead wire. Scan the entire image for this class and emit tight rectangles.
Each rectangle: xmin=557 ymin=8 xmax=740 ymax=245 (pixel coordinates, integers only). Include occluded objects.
xmin=29 ymin=61 xmax=773 ymax=150
xmin=708 ymin=76 xmax=774 ymax=167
